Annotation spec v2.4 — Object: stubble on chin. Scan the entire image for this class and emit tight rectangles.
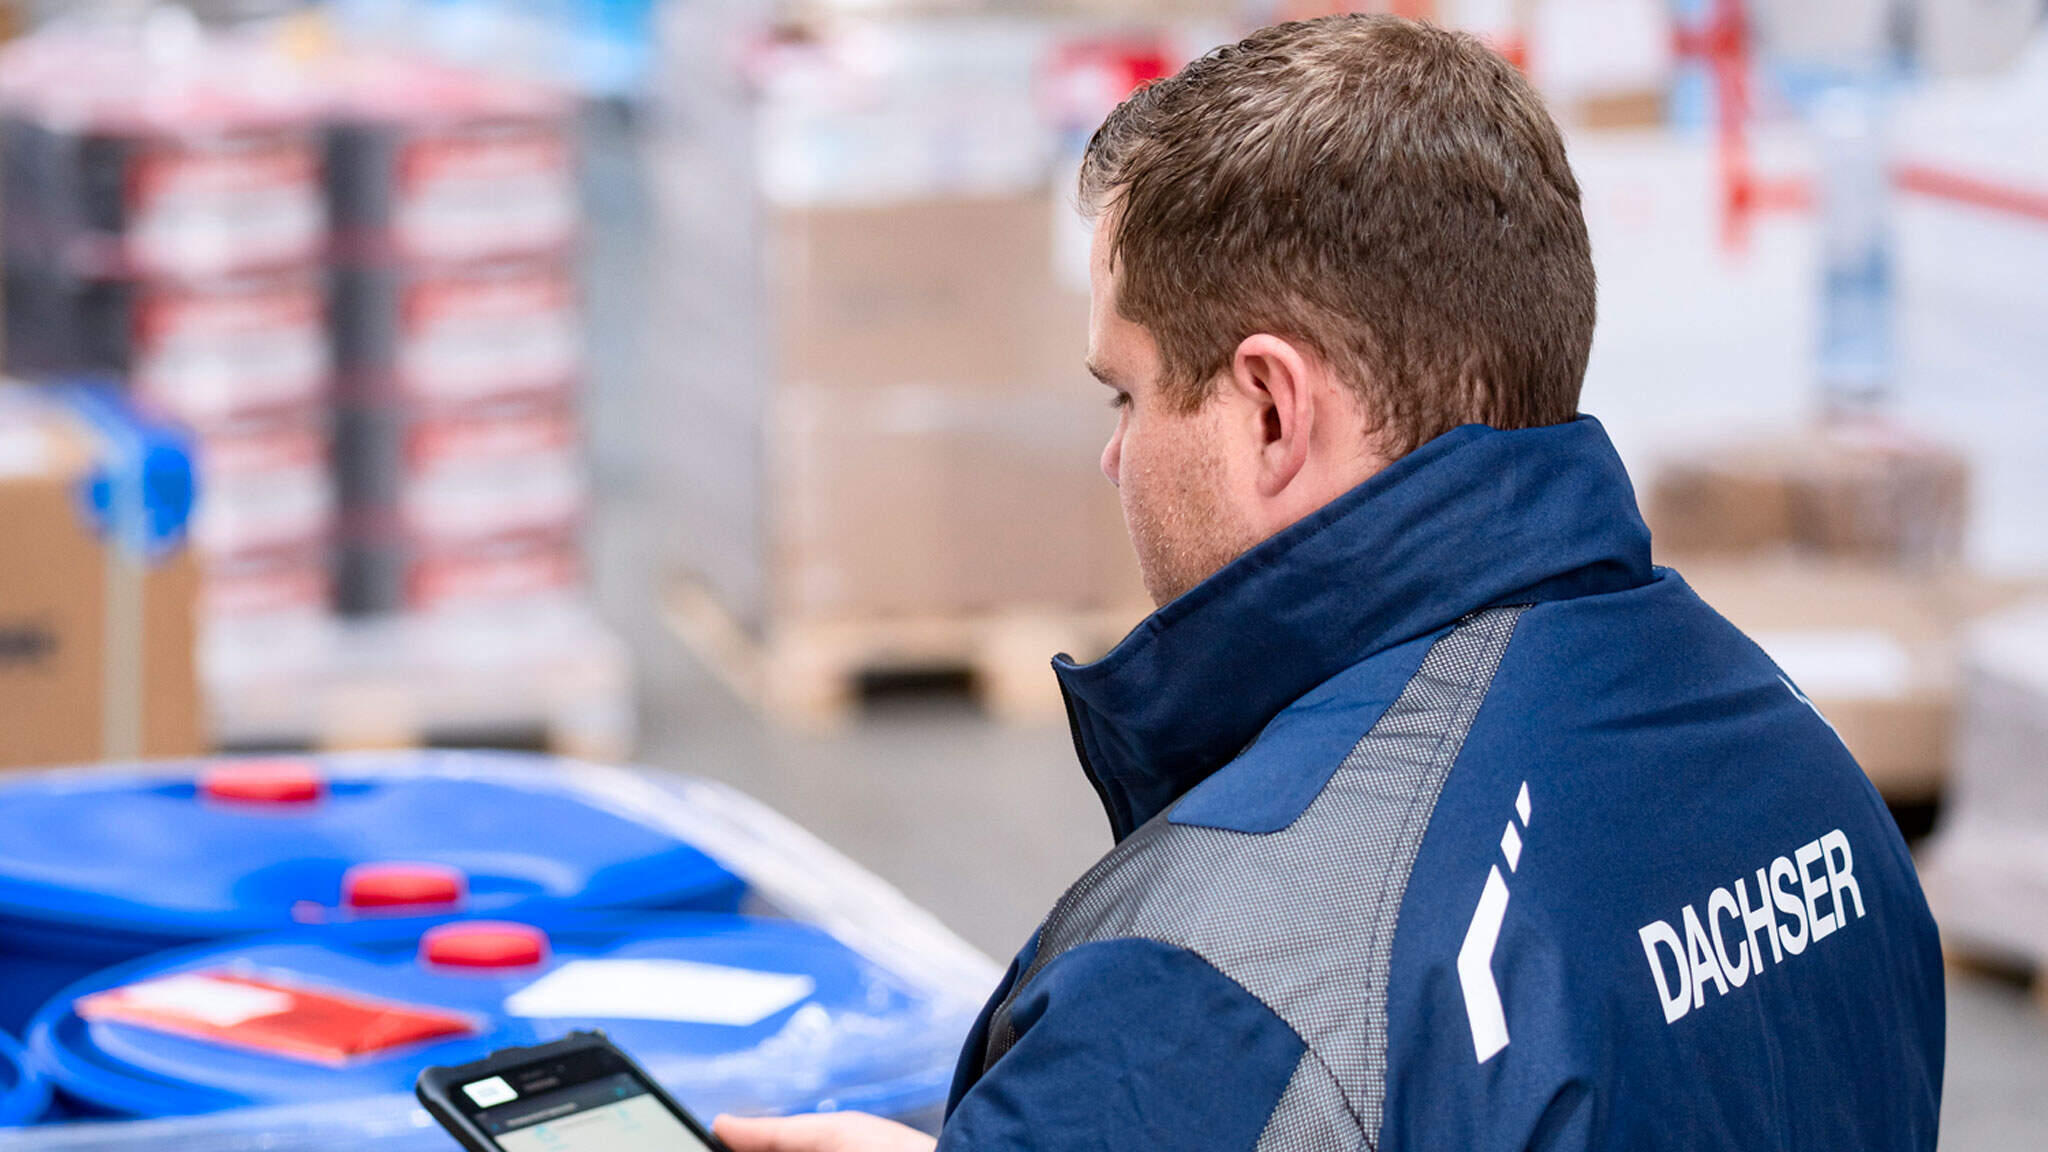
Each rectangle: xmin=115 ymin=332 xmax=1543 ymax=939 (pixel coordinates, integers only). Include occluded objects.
xmin=1123 ymin=452 xmax=1252 ymax=608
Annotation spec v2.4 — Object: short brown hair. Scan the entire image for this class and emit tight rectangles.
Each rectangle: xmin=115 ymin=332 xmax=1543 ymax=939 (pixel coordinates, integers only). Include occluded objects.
xmin=1080 ymin=15 xmax=1595 ymax=458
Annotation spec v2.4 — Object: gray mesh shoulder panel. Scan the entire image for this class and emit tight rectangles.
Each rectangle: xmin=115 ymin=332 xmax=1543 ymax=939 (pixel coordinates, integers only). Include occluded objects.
xmin=983 ymin=607 xmax=1527 ymax=1152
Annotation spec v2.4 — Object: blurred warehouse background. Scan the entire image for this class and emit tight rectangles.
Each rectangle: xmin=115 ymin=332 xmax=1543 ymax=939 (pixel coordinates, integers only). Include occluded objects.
xmin=0 ymin=0 xmax=2043 ymax=1146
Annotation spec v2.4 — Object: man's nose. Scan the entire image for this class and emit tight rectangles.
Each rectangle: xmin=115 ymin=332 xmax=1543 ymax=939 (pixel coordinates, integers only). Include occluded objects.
xmin=1100 ymin=426 xmax=1121 ymax=487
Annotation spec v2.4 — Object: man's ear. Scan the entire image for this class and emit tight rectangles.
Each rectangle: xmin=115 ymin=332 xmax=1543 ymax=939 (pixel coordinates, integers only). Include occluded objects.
xmin=1228 ymin=334 xmax=1315 ymax=498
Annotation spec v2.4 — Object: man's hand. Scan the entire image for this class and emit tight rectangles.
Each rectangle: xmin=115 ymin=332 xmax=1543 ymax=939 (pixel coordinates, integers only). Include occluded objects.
xmin=712 ymin=1111 xmax=938 ymax=1152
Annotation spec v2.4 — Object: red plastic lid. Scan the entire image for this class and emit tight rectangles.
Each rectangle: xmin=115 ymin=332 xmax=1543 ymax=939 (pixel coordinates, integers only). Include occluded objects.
xmin=420 ymin=922 xmax=549 ymax=970
xmin=199 ymin=759 xmax=325 ymax=805
xmin=343 ymin=862 xmax=468 ymax=911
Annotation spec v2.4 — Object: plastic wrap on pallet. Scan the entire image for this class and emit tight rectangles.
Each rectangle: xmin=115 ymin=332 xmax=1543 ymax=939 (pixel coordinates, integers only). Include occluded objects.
xmin=0 ymin=758 xmax=998 ymax=1148
xmin=1892 ymin=34 xmax=2048 ymax=575
xmin=322 ymin=52 xmax=577 ymax=267
xmin=190 ymin=411 xmax=335 ymax=555
xmin=201 ymin=597 xmax=632 ymax=755
xmin=1920 ymin=603 xmax=2048 ymax=964
xmin=200 ymin=543 xmax=334 ymax=621
xmin=318 ymin=50 xmax=587 ymax=620
xmin=335 ymin=395 xmax=586 ymax=615
xmin=333 ymin=256 xmax=579 ymax=407
xmin=3 ymin=269 xmax=331 ymax=420
xmin=0 ymin=29 xmax=327 ymax=285
xmin=0 ymin=23 xmax=341 ymax=640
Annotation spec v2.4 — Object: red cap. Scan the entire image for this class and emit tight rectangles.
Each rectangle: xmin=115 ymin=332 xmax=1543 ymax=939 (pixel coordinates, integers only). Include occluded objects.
xmin=344 ymin=862 xmax=468 ymax=911
xmin=200 ymin=759 xmax=325 ymax=805
xmin=421 ymin=922 xmax=550 ymax=970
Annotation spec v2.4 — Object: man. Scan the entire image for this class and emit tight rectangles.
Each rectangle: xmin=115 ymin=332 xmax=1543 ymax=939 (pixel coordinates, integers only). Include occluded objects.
xmin=720 ymin=14 xmax=1944 ymax=1152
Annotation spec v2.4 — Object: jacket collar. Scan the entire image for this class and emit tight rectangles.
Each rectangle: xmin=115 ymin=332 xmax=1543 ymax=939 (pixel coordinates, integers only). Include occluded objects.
xmin=1054 ymin=416 xmax=1654 ymax=840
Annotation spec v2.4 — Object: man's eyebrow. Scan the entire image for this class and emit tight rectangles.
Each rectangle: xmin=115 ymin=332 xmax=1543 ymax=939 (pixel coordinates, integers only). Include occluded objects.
xmin=1085 ymin=360 xmax=1117 ymax=386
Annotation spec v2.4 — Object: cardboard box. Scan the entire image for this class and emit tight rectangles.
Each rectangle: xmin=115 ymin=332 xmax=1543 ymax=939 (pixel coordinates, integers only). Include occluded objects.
xmin=1916 ymin=603 xmax=2048 ymax=965
xmin=1679 ymin=560 xmax=1948 ymax=800
xmin=1530 ymin=0 xmax=1672 ymax=128
xmin=1571 ymin=88 xmax=1667 ymax=131
xmin=1945 ymin=604 xmax=2048 ymax=828
xmin=0 ymin=386 xmax=203 ymax=767
xmin=663 ymin=190 xmax=1144 ymax=628
xmin=759 ymin=193 xmax=1147 ymax=621
xmin=1674 ymin=558 xmax=2045 ymax=802
xmin=1646 ymin=423 xmax=1970 ymax=566
xmin=770 ymin=194 xmax=1087 ymax=396
xmin=772 ymin=380 xmax=1142 ymax=619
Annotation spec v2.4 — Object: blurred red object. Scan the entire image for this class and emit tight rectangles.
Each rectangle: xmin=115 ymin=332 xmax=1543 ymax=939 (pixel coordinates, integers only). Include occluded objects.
xmin=1673 ymin=0 xmax=1812 ymax=254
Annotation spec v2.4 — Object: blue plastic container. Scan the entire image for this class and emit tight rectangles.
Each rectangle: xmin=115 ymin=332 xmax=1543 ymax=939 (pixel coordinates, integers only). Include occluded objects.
xmin=28 ymin=913 xmax=947 ymax=1122
xmin=0 ymin=753 xmax=746 ymax=1034
xmin=0 ymin=1032 xmax=50 ymax=1126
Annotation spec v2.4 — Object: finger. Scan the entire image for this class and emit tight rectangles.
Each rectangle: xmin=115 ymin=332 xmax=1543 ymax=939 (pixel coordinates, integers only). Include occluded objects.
xmin=712 ymin=1114 xmax=801 ymax=1152
xmin=833 ymin=1113 xmax=939 ymax=1152
xmin=713 ymin=1113 xmax=845 ymax=1152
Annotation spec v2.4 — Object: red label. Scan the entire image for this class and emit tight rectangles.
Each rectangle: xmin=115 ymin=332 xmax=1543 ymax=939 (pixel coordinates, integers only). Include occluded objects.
xmin=410 ymin=543 xmax=582 ymax=611
xmin=406 ymin=409 xmax=576 ymax=470
xmin=398 ymin=131 xmax=568 ymax=186
xmin=131 ymin=145 xmax=317 ymax=204
xmin=401 ymin=273 xmax=571 ymax=328
xmin=75 ymin=970 xmax=477 ymax=1066
xmin=135 ymin=286 xmax=323 ymax=346
xmin=200 ymin=423 xmax=328 ymax=478
xmin=1042 ymin=39 xmax=1174 ymax=129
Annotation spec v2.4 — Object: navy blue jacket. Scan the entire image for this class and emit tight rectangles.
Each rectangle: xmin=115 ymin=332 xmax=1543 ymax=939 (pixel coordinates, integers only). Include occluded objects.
xmin=937 ymin=417 xmax=1943 ymax=1151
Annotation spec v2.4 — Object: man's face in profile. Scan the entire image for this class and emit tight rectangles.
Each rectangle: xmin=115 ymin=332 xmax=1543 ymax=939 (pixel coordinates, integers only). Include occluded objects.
xmin=1086 ymin=215 xmax=1255 ymax=607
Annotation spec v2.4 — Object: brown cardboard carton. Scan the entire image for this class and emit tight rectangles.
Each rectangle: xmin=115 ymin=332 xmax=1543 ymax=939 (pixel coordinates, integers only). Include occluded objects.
xmin=771 ymin=380 xmax=1143 ymax=620
xmin=760 ymin=191 xmax=1141 ymax=623
xmin=0 ymin=392 xmax=202 ymax=767
xmin=1917 ymin=602 xmax=2048 ymax=966
xmin=1571 ymin=88 xmax=1669 ymax=131
xmin=1671 ymin=558 xmax=2018 ymax=802
xmin=1646 ymin=422 xmax=1970 ymax=566
xmin=670 ymin=187 xmax=1148 ymax=664
xmin=770 ymin=194 xmax=1086 ymax=395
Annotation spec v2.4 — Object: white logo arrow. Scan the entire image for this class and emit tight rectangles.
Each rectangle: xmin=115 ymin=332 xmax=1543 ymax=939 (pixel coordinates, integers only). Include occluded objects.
xmin=1458 ymin=781 xmax=1529 ymax=1064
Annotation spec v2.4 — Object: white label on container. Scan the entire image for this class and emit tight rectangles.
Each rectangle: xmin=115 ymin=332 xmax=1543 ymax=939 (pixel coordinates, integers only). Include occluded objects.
xmin=1751 ymin=629 xmax=1916 ymax=700
xmin=115 ymin=973 xmax=296 ymax=1027
xmin=503 ymin=960 xmax=815 ymax=1026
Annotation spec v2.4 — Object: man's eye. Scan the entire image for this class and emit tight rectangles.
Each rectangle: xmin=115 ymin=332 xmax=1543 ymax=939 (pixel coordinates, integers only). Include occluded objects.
xmin=1108 ymin=391 xmax=1131 ymax=410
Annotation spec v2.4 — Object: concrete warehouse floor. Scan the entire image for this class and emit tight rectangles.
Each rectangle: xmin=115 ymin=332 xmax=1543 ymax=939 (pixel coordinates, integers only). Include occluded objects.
xmin=587 ymin=494 xmax=2048 ymax=1152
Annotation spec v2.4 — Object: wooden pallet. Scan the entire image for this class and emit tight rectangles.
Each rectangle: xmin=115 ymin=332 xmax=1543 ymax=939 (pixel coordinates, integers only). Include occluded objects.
xmin=221 ymin=701 xmax=617 ymax=760
xmin=205 ymin=601 xmax=636 ymax=761
xmin=663 ymin=576 xmax=1148 ymax=729
xmin=1943 ymin=941 xmax=2048 ymax=1013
